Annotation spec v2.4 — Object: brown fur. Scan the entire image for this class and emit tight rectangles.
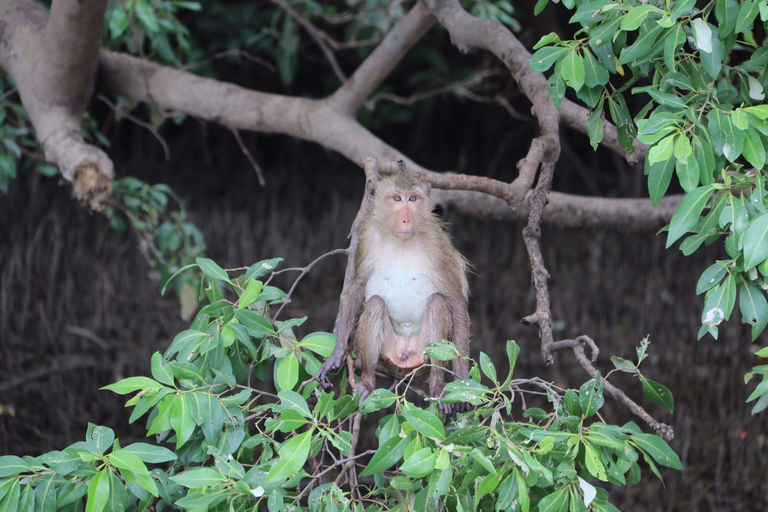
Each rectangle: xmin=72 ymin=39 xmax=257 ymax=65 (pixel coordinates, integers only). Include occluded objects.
xmin=351 ymin=174 xmax=470 ymax=414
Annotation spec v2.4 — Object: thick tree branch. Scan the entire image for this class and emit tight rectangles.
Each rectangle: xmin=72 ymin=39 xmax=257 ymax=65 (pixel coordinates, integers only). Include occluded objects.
xmin=0 ymin=0 xmax=112 ymax=211
xmin=327 ymin=1 xmax=436 ymax=115
xmin=432 ymin=190 xmax=682 ymax=231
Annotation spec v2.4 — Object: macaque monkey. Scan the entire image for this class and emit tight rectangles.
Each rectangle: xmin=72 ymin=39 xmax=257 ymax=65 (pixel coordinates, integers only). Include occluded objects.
xmin=317 ymin=171 xmax=470 ymax=414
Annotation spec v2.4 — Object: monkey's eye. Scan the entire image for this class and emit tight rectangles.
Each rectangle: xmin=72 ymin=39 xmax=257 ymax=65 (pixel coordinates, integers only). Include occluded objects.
xmin=408 ymin=195 xmax=417 ymax=202
xmin=393 ymin=195 xmax=402 ymax=202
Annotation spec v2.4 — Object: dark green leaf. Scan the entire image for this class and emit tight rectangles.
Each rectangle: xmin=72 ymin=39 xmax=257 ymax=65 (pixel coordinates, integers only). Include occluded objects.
xmin=743 ymin=211 xmax=768 ymax=269
xmin=630 ymin=433 xmax=682 ymax=469
xmin=359 ymin=434 xmax=409 ymax=478
xmin=739 ymin=281 xmax=768 ymax=340
xmin=196 ymin=257 xmax=230 ymax=282
xmin=640 ymin=377 xmax=674 ymax=414
xmin=579 ymin=377 xmax=605 ymax=418
xmin=402 ymin=403 xmax=446 ymax=440
xmin=696 ymin=262 xmax=728 ymax=295
xmin=667 ymin=186 xmax=713 ymax=247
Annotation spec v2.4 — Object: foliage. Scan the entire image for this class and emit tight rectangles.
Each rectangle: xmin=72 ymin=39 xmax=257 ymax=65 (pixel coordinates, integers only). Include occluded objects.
xmin=529 ymin=0 xmax=768 ymax=412
xmin=0 ymin=257 xmax=680 ymax=511
xmin=103 ymin=0 xmax=200 ymax=66
xmin=107 ymin=177 xmax=206 ymax=313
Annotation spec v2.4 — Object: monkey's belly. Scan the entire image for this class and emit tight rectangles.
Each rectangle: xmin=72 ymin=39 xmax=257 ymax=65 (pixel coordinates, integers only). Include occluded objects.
xmin=365 ymin=266 xmax=437 ymax=337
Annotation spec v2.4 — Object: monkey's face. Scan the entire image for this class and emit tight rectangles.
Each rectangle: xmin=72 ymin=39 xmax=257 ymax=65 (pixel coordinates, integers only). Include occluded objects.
xmin=388 ymin=190 xmax=423 ymax=239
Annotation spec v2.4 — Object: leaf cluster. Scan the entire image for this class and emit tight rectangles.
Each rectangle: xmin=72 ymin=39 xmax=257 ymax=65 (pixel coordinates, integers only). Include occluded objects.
xmin=0 ymin=257 xmax=681 ymax=511
xmin=530 ymin=0 xmax=768 ymax=414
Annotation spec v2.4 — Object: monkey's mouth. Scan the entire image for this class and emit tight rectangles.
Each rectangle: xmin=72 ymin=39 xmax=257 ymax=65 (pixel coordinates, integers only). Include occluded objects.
xmin=394 ymin=230 xmax=416 ymax=238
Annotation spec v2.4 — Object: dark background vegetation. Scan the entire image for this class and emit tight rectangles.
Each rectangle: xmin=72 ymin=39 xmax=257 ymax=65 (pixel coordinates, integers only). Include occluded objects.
xmin=2 ymin=3 xmax=768 ymax=510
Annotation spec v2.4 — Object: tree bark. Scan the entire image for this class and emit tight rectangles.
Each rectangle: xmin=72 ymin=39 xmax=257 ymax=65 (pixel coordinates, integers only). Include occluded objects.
xmin=0 ymin=0 xmax=112 ymax=211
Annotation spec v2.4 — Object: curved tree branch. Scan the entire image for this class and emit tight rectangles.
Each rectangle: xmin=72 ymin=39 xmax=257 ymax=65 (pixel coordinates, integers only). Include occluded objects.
xmin=0 ymin=0 xmax=112 ymax=211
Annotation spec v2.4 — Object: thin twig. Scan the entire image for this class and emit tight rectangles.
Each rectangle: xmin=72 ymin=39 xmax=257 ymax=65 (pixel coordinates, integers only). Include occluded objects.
xmin=549 ymin=336 xmax=674 ymax=441
xmin=230 ymin=128 xmax=266 ymax=187
xmin=180 ymin=49 xmax=275 ymax=72
xmin=273 ymin=248 xmax=348 ymax=320
xmin=269 ymin=0 xmax=347 ymax=81
xmin=97 ymin=94 xmax=170 ymax=160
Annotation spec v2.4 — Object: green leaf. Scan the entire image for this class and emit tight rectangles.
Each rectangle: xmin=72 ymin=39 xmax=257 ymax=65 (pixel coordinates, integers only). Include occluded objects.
xmin=702 ymin=275 xmax=737 ymax=328
xmin=360 ymin=388 xmax=398 ymax=413
xmin=238 ymin=278 xmax=263 ymax=309
xmin=528 ymin=46 xmax=570 ymax=72
xmin=170 ymin=467 xmax=226 ymax=488
xmin=583 ymin=49 xmax=609 ymax=88
xmin=479 ymin=352 xmax=497 ymax=383
xmin=561 ymin=48 xmax=585 ymax=91
xmin=735 ymin=0 xmax=761 ymax=34
xmin=469 ymin=448 xmax=498 ymax=477
xmin=610 ymin=356 xmax=638 ymax=374
xmin=170 ymin=394 xmax=196 ymax=447
xmin=402 ymin=404 xmax=446 ymax=440
xmin=743 ymin=212 xmax=768 ymax=269
xmin=618 ymin=24 xmax=664 ymax=66
xmin=630 ymin=433 xmax=682 ymax=469
xmin=196 ymin=257 xmax=230 ymax=283
xmin=0 ymin=456 xmax=29 ymax=477
xmin=0 ymin=479 xmax=19 ymax=512
xmin=747 ymin=378 xmax=768 ymax=402
xmin=715 ymin=0 xmax=739 ymax=37
xmin=278 ymin=390 xmax=312 ymax=418
xmin=16 ymin=484 xmax=33 ymax=512
xmin=101 ymin=376 xmax=163 ymax=395
xmin=538 ymin=485 xmax=570 ymax=512
xmin=297 ymin=332 xmax=336 ymax=357
xmin=442 ymin=379 xmax=492 ymax=405
xmin=122 ymin=443 xmax=177 ymax=463
xmin=234 ymin=308 xmax=275 ymax=337
xmin=621 ymin=5 xmax=659 ymax=30
xmin=640 ymin=377 xmax=674 ymax=414
xmin=647 ymin=134 xmax=676 ymax=165
xmin=86 ymin=470 xmax=111 ymax=512
xmin=583 ymin=442 xmax=608 ymax=482
xmin=266 ymin=430 xmax=312 ymax=483
xmin=400 ymin=448 xmax=437 ymax=479
xmin=587 ymin=109 xmax=605 ymax=149
xmin=275 ymin=352 xmax=299 ymax=391
xmin=150 ymin=352 xmax=174 ymax=387
xmin=647 ymin=156 xmax=675 ymax=206
xmin=743 ymin=127 xmax=766 ymax=169
xmin=666 ymin=186 xmax=713 ymax=248
xmin=739 ymin=281 xmax=768 ymax=340
xmin=245 ymin=258 xmax=283 ymax=280
xmin=579 ymin=377 xmax=605 ymax=417
xmin=359 ymin=434 xmax=409 ymax=478
xmin=696 ymin=263 xmax=728 ymax=295
xmin=500 ymin=340 xmax=520 ymax=390
xmin=135 ymin=1 xmax=160 ymax=32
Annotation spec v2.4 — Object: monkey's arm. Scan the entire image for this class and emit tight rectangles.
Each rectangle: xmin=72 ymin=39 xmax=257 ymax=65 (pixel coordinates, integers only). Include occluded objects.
xmin=450 ymin=298 xmax=471 ymax=380
xmin=315 ymin=278 xmax=365 ymax=388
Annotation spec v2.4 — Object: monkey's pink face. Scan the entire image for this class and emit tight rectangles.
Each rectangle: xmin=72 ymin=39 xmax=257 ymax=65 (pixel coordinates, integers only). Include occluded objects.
xmin=389 ymin=192 xmax=423 ymax=239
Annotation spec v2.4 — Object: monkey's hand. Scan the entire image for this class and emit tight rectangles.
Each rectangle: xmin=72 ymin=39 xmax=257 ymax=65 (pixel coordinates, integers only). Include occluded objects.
xmin=315 ymin=348 xmax=348 ymax=389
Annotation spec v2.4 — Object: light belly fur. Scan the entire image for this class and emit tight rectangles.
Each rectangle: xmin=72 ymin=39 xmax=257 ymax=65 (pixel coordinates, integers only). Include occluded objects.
xmin=365 ymin=263 xmax=437 ymax=337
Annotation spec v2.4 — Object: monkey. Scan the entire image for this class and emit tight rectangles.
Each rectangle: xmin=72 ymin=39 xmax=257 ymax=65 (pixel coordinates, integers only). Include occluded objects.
xmin=316 ymin=171 xmax=470 ymax=414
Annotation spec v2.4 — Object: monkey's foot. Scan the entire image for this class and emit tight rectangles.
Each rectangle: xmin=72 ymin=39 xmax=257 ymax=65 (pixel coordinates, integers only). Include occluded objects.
xmin=353 ymin=381 xmax=374 ymax=403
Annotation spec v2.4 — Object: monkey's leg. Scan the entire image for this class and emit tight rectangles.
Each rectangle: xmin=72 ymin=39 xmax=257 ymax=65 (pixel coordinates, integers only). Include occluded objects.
xmin=354 ymin=295 xmax=391 ymax=401
xmin=421 ymin=293 xmax=454 ymax=415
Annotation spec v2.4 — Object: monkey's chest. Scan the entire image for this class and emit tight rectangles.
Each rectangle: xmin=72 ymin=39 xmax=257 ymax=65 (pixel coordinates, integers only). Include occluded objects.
xmin=365 ymin=264 xmax=438 ymax=336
